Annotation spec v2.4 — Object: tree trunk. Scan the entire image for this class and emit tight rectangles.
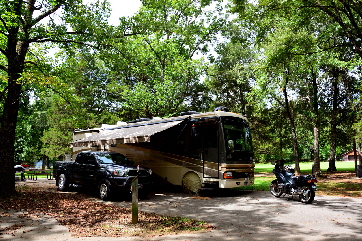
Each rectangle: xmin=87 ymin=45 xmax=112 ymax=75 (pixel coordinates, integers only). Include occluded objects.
xmin=278 ymin=108 xmax=284 ymax=160
xmin=282 ymin=75 xmax=300 ymax=174
xmin=328 ymin=128 xmax=337 ymax=171
xmin=0 ymin=22 xmax=28 ymax=197
xmin=0 ymin=81 xmax=22 ymax=197
xmin=328 ymin=73 xmax=338 ymax=172
xmin=354 ymin=140 xmax=358 ymax=174
xmin=311 ymin=70 xmax=321 ymax=175
xmin=313 ymin=126 xmax=321 ymax=175
xmin=42 ymin=155 xmax=47 ymax=170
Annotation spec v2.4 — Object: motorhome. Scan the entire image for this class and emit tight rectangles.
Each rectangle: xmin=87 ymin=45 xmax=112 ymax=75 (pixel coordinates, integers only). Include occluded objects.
xmin=72 ymin=108 xmax=254 ymax=194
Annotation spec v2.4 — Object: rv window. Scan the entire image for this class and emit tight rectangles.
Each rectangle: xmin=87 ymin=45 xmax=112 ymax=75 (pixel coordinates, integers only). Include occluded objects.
xmin=222 ymin=117 xmax=253 ymax=163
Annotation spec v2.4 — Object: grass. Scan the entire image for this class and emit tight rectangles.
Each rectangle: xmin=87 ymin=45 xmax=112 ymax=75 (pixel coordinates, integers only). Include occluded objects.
xmin=15 ymin=170 xmax=52 ymax=179
xmin=15 ymin=173 xmax=49 ymax=179
xmin=318 ymin=181 xmax=362 ymax=197
xmin=248 ymin=176 xmax=274 ymax=191
xmin=255 ymin=161 xmax=356 ymax=174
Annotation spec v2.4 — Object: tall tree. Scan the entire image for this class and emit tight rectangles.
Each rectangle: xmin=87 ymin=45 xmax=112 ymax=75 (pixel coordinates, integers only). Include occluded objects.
xmin=0 ymin=0 xmax=111 ymax=196
xmin=40 ymin=49 xmax=120 ymax=159
xmin=205 ymin=20 xmax=256 ymax=114
xmin=302 ymin=0 xmax=362 ymax=58
xmin=94 ymin=0 xmax=227 ymax=120
xmin=230 ymin=0 xmax=361 ymax=171
xmin=310 ymin=69 xmax=321 ymax=175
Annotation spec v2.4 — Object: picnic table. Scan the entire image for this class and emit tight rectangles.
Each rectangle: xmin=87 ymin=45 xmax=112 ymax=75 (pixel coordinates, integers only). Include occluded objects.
xmin=27 ymin=169 xmax=53 ymax=180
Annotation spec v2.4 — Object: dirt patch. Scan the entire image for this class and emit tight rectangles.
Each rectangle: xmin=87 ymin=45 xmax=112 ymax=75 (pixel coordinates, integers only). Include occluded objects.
xmin=318 ymin=172 xmax=360 ymax=182
xmin=316 ymin=172 xmax=362 ymax=197
xmin=8 ymin=179 xmax=213 ymax=238
xmin=16 ymin=179 xmax=56 ymax=189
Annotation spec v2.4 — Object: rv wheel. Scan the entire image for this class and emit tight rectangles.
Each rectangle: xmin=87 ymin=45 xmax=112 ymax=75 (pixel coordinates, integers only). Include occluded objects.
xmin=182 ymin=172 xmax=201 ymax=195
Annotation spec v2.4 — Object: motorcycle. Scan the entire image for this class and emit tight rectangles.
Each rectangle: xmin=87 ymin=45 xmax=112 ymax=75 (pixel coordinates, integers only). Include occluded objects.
xmin=270 ymin=164 xmax=318 ymax=204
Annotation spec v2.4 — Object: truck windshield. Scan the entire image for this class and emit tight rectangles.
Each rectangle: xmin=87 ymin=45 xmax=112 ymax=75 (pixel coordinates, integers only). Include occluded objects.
xmin=222 ymin=117 xmax=253 ymax=164
xmin=96 ymin=153 xmax=133 ymax=165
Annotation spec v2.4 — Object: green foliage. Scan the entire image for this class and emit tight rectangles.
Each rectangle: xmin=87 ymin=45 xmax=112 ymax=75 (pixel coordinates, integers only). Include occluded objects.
xmin=101 ymin=0 xmax=225 ymax=119
xmin=4 ymin=0 xmax=362 ymax=177
xmin=38 ymin=50 xmax=121 ymax=159
xmin=31 ymin=0 xmax=227 ymax=159
xmin=15 ymin=99 xmax=48 ymax=164
xmin=227 ymin=0 xmax=361 ymax=168
xmin=0 ymin=0 xmax=116 ymax=196
xmin=206 ymin=34 xmax=255 ymax=113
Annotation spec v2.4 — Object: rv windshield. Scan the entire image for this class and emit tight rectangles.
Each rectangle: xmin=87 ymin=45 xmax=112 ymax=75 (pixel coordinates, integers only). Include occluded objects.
xmin=222 ymin=117 xmax=253 ymax=164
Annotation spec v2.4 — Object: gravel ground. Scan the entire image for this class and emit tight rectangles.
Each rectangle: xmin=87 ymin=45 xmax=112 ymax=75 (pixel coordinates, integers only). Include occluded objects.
xmin=2 ymin=178 xmax=362 ymax=241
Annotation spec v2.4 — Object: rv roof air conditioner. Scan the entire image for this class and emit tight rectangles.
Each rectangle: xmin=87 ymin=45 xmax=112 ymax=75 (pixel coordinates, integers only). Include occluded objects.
xmin=180 ymin=111 xmax=200 ymax=116
xmin=214 ymin=106 xmax=229 ymax=112
xmin=127 ymin=118 xmax=151 ymax=123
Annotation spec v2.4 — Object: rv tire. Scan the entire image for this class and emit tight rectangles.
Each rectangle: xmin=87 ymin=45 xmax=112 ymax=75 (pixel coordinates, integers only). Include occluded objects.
xmin=182 ymin=172 xmax=201 ymax=195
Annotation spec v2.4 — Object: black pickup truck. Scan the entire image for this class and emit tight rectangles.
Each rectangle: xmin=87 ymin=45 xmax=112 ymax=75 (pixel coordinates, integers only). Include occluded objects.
xmin=54 ymin=151 xmax=152 ymax=200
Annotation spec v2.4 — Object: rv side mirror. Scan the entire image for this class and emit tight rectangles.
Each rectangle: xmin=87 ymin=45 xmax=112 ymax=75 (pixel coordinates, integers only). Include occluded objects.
xmin=228 ymin=140 xmax=235 ymax=152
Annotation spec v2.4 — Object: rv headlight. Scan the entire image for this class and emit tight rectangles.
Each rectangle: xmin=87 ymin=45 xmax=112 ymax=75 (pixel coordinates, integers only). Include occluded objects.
xmin=223 ymin=171 xmax=233 ymax=179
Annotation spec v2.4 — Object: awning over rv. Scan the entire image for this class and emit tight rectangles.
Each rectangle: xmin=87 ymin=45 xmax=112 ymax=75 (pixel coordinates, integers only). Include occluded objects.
xmin=72 ymin=120 xmax=185 ymax=147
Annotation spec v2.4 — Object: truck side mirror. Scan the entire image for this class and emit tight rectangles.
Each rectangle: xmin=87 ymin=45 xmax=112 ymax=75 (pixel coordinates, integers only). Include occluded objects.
xmin=88 ymin=159 xmax=98 ymax=166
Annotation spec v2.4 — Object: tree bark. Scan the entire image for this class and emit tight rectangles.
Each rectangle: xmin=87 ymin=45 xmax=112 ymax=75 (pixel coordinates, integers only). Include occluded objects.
xmin=328 ymin=70 xmax=339 ymax=172
xmin=354 ymin=140 xmax=358 ymax=174
xmin=42 ymin=155 xmax=47 ymax=170
xmin=328 ymin=124 xmax=337 ymax=171
xmin=313 ymin=126 xmax=321 ymax=175
xmin=0 ymin=10 xmax=29 ymax=196
xmin=0 ymin=80 xmax=22 ymax=197
xmin=311 ymin=70 xmax=321 ymax=175
xmin=279 ymin=112 xmax=284 ymax=160
xmin=282 ymin=74 xmax=300 ymax=174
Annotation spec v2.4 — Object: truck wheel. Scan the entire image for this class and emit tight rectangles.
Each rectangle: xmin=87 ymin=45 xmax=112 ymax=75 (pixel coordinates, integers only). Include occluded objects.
xmin=99 ymin=180 xmax=111 ymax=201
xmin=182 ymin=172 xmax=201 ymax=195
xmin=57 ymin=174 xmax=69 ymax=191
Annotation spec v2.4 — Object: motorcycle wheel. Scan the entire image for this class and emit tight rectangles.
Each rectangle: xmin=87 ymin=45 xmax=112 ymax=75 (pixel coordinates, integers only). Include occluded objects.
xmin=300 ymin=186 xmax=315 ymax=204
xmin=270 ymin=181 xmax=283 ymax=197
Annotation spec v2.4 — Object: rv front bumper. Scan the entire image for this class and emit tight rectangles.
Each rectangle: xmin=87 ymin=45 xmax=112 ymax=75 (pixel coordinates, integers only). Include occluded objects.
xmin=219 ymin=178 xmax=254 ymax=188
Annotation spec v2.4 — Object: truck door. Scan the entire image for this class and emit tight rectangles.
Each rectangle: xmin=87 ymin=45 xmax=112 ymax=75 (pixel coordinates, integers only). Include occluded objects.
xmin=82 ymin=154 xmax=98 ymax=186
xmin=72 ymin=153 xmax=86 ymax=184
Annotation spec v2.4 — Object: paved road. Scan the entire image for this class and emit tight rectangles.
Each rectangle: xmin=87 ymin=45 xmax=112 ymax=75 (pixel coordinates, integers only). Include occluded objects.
xmin=2 ymin=180 xmax=362 ymax=241
xmin=108 ymin=189 xmax=362 ymax=241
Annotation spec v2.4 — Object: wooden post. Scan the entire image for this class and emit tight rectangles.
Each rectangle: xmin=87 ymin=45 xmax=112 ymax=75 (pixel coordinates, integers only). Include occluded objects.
xmin=131 ymin=176 xmax=138 ymax=224
xmin=354 ymin=140 xmax=357 ymax=175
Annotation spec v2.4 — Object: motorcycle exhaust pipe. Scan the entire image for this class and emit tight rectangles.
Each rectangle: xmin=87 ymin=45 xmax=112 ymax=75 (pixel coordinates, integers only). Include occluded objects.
xmin=292 ymin=194 xmax=301 ymax=201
